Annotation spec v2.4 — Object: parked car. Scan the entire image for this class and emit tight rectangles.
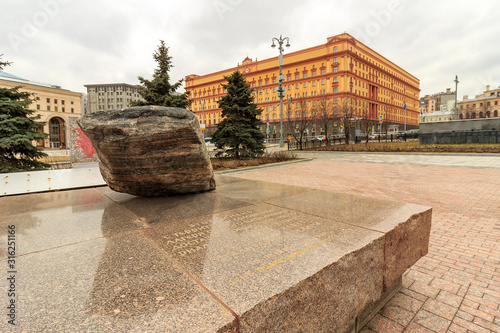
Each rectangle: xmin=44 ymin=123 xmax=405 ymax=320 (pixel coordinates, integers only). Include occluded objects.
xmin=397 ymin=129 xmax=419 ymax=139
xmin=314 ymin=135 xmax=326 ymax=141
xmin=330 ymin=134 xmax=345 ymax=140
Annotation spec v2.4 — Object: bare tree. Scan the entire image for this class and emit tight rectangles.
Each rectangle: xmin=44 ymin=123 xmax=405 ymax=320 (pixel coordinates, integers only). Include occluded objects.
xmin=315 ymin=98 xmax=336 ymax=144
xmin=337 ymin=97 xmax=357 ymax=145
xmin=359 ymin=102 xmax=371 ymax=145
xmin=287 ymin=101 xmax=310 ymax=150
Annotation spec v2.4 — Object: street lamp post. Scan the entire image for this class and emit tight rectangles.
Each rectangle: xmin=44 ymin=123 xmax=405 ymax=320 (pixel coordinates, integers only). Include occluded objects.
xmin=201 ymin=104 xmax=206 ymax=138
xmin=271 ymin=35 xmax=290 ymax=148
xmin=454 ymin=75 xmax=459 ymax=120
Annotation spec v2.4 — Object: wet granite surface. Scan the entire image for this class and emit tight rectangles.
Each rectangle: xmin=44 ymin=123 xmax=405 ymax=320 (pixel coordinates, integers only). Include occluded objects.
xmin=0 ymin=174 xmax=431 ymax=332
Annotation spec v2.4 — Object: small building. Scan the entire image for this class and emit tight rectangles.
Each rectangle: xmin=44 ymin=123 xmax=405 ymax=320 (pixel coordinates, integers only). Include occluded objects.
xmin=0 ymin=71 xmax=82 ymax=148
xmin=84 ymin=83 xmax=144 ymax=114
xmin=458 ymin=85 xmax=500 ymax=120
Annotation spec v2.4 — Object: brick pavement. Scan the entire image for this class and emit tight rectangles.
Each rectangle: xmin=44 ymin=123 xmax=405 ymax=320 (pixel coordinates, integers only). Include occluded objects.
xmin=232 ymin=156 xmax=500 ymax=332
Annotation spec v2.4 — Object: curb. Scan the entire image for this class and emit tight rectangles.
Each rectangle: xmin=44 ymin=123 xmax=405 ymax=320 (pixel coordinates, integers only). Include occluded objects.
xmin=294 ymin=151 xmax=500 ymax=157
xmin=215 ymin=158 xmax=313 ymax=175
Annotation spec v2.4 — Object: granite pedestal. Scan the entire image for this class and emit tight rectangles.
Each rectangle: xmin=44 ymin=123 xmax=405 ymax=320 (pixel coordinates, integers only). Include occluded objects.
xmin=0 ymin=174 xmax=431 ymax=332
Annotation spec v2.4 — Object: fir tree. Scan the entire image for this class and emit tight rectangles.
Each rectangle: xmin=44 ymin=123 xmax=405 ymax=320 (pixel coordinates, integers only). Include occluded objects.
xmin=0 ymin=56 xmax=49 ymax=172
xmin=212 ymin=70 xmax=264 ymax=158
xmin=131 ymin=40 xmax=190 ymax=108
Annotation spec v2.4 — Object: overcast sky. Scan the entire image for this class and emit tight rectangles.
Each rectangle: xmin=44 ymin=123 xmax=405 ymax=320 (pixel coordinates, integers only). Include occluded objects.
xmin=1 ymin=0 xmax=498 ymax=100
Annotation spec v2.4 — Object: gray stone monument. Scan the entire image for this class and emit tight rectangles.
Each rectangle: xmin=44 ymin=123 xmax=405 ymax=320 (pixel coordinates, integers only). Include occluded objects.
xmin=77 ymin=106 xmax=215 ymax=196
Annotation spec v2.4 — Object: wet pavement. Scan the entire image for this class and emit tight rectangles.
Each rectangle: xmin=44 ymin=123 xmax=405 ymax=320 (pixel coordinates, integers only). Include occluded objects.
xmin=1 ymin=151 xmax=499 ymax=332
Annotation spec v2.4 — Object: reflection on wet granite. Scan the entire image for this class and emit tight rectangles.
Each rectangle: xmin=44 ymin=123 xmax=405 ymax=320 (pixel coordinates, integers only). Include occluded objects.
xmin=141 ymin=202 xmax=386 ymax=315
xmin=0 ymin=201 xmax=141 ymax=258
xmin=0 ymin=231 xmax=234 ymax=332
xmin=0 ymin=187 xmax=110 ymax=216
xmin=0 ymin=175 xmax=431 ymax=332
xmin=108 ymin=191 xmax=251 ymax=225
xmin=215 ymin=178 xmax=314 ymax=203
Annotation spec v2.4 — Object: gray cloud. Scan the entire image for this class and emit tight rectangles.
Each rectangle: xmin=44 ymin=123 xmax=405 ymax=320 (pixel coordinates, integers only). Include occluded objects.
xmin=0 ymin=0 xmax=498 ymax=99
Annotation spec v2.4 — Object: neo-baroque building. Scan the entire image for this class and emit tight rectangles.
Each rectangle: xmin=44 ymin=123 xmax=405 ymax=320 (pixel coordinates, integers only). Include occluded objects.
xmin=185 ymin=33 xmax=420 ymax=138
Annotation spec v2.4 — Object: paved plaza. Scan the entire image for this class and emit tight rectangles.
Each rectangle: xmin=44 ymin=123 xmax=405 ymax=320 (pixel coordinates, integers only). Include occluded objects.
xmin=231 ymin=152 xmax=500 ymax=332
xmin=1 ymin=152 xmax=498 ymax=332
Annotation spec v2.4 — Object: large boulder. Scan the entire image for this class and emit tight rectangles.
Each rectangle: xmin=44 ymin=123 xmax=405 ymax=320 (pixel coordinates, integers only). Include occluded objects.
xmin=77 ymin=106 xmax=215 ymax=196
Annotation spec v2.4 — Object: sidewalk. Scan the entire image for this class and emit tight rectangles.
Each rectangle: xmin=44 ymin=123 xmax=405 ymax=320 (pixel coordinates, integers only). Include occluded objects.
xmin=233 ymin=153 xmax=500 ymax=332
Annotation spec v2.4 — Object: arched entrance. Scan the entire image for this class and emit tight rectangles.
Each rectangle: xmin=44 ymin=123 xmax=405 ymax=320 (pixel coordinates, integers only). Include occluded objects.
xmin=49 ymin=117 xmax=66 ymax=148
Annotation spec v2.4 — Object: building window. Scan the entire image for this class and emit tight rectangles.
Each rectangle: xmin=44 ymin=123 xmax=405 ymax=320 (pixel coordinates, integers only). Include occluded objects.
xmin=333 ymin=77 xmax=338 ymax=83
xmin=334 ymin=67 xmax=338 ymax=73
xmin=61 ymin=100 xmax=65 ymax=105
xmin=71 ymin=101 xmax=74 ymax=105
xmin=62 ymin=107 xmax=65 ymax=112
xmin=304 ymin=82 xmax=307 ymax=88
xmin=46 ymin=98 xmax=50 ymax=103
xmin=272 ymin=78 xmax=276 ymax=84
xmin=312 ymin=81 xmax=316 ymax=87
xmin=312 ymin=71 xmax=316 ymax=77
xmin=321 ymin=69 xmax=325 ymax=75
xmin=71 ymin=108 xmax=74 ymax=113
xmin=321 ymin=79 xmax=325 ymax=85
xmin=55 ymin=106 xmax=58 ymax=112
xmin=333 ymin=88 xmax=338 ymax=93
xmin=287 ymin=76 xmax=291 ymax=81
xmin=36 ymin=104 xmax=40 ymax=110
xmin=303 ymin=73 xmax=307 ymax=79
xmin=295 ymin=74 xmax=299 ymax=80
xmin=47 ymin=106 xmax=50 ymax=111
xmin=333 ymin=46 xmax=338 ymax=52
xmin=333 ymin=57 xmax=338 ymax=63
xmin=334 ymin=98 xmax=338 ymax=104
xmin=295 ymin=84 xmax=299 ymax=89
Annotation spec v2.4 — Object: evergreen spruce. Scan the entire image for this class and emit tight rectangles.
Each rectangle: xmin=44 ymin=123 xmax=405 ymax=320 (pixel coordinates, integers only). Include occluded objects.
xmin=0 ymin=56 xmax=49 ymax=172
xmin=212 ymin=71 xmax=264 ymax=158
xmin=131 ymin=40 xmax=190 ymax=108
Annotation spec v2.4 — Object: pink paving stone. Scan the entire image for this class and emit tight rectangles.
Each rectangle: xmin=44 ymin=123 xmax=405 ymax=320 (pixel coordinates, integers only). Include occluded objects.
xmin=387 ymin=292 xmax=424 ymax=313
xmin=435 ymin=290 xmax=464 ymax=308
xmin=412 ymin=309 xmax=452 ymax=332
xmin=380 ymin=304 xmax=416 ymax=327
xmin=473 ymin=316 xmax=500 ymax=332
xmin=367 ymin=313 xmax=405 ymax=333
xmin=422 ymin=298 xmax=458 ymax=321
xmin=452 ymin=317 xmax=492 ymax=333
xmin=403 ymin=322 xmax=435 ymax=333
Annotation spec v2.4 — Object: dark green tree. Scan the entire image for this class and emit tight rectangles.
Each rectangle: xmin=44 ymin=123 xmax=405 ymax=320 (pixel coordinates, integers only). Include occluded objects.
xmin=131 ymin=40 xmax=190 ymax=108
xmin=0 ymin=56 xmax=49 ymax=172
xmin=212 ymin=70 xmax=264 ymax=158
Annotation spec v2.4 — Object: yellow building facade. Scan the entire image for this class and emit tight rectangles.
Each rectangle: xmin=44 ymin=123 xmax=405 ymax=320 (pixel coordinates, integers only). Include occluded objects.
xmin=459 ymin=85 xmax=500 ymax=120
xmin=0 ymin=73 xmax=82 ymax=148
xmin=185 ymin=33 xmax=420 ymax=136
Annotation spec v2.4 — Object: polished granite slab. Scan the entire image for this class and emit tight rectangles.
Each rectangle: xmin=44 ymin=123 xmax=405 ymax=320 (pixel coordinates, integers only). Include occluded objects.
xmin=0 ymin=174 xmax=431 ymax=332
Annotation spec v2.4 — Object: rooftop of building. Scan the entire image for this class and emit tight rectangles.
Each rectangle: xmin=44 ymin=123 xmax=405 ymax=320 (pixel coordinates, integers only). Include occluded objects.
xmin=0 ymin=70 xmax=70 ymax=91
xmin=460 ymin=93 xmax=500 ymax=103
xmin=185 ymin=32 xmax=419 ymax=85
xmin=84 ymin=83 xmax=140 ymax=88
xmin=0 ymin=71 xmax=27 ymax=81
